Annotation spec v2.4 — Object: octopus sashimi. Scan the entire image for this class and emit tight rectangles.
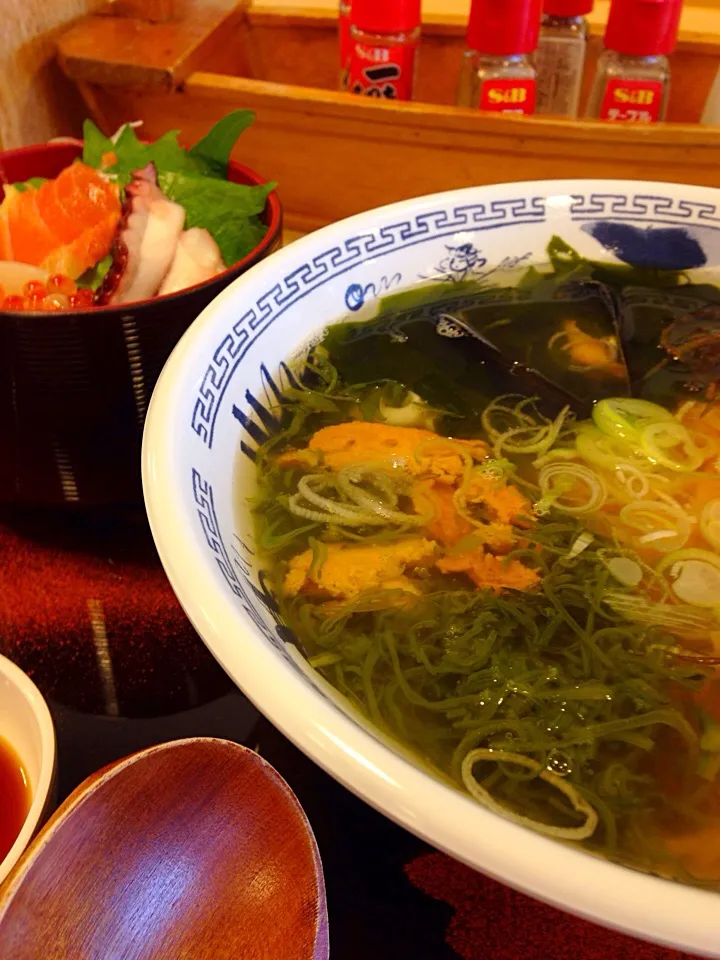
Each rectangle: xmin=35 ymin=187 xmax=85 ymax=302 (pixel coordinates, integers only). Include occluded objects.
xmin=97 ymin=164 xmax=186 ymax=305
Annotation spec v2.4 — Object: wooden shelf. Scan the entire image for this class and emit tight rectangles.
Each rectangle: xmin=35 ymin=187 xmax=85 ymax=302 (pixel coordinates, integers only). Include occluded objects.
xmin=57 ymin=1 xmax=720 ymax=234
xmin=58 ymin=0 xmax=250 ymax=90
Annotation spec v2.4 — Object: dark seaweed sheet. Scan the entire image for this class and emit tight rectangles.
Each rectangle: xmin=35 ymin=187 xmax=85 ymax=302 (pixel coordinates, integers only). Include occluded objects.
xmin=367 ymin=237 xmax=720 ymax=413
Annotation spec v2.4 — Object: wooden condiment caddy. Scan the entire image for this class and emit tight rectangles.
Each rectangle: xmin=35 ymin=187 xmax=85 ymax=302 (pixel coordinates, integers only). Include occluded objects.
xmin=57 ymin=0 xmax=720 ymax=234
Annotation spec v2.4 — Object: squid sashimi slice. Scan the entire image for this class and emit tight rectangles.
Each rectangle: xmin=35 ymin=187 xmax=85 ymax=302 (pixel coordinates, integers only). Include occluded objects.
xmin=0 ymin=262 xmax=49 ymax=295
xmin=158 ymin=228 xmax=225 ymax=296
xmin=107 ymin=166 xmax=186 ymax=304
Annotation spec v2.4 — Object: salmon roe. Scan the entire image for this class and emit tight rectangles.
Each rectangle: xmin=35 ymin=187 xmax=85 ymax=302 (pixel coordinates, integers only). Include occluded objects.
xmin=23 ymin=280 xmax=46 ymax=298
xmin=47 ymin=274 xmax=78 ymax=296
xmin=3 ymin=295 xmax=25 ymax=311
xmin=41 ymin=294 xmax=69 ymax=311
xmin=68 ymin=288 xmax=95 ymax=309
xmin=1 ymin=275 xmax=95 ymax=312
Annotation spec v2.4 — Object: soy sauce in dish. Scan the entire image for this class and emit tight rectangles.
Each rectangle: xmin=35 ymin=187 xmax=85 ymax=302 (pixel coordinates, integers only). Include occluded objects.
xmin=0 ymin=736 xmax=31 ymax=862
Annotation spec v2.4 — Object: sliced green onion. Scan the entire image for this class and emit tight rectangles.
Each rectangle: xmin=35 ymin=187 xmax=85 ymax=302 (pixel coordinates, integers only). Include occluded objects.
xmin=619 ymin=500 xmax=692 ymax=554
xmin=533 ymin=448 xmax=579 ymax=468
xmin=638 ymin=531 xmax=680 ymax=544
xmin=481 ymin=395 xmax=538 ymax=442
xmin=493 ymin=406 xmax=571 ymax=459
xmin=598 ymin=548 xmax=671 ymax=601
xmin=475 ymin=458 xmax=515 ymax=481
xmin=592 ymin=398 xmax=674 ymax=443
xmin=701 ymin=499 xmax=720 ymax=552
xmin=575 ymin=425 xmax=649 ymax=472
xmin=307 ymin=536 xmax=328 ymax=581
xmin=604 ymin=591 xmax=718 ymax=633
xmin=461 ymin=748 xmax=598 ymax=841
xmin=646 ymin=479 xmax=685 ymax=513
xmin=309 ymin=652 xmax=344 ymax=668
xmin=565 ymin=531 xmax=594 ymax=560
xmin=615 ymin=463 xmax=651 ymax=499
xmin=289 ymin=471 xmax=428 ymax=528
xmin=657 ymin=549 xmax=720 ymax=608
xmin=537 ymin=462 xmax=606 ymax=516
xmin=298 ymin=474 xmax=376 ymax=522
xmin=640 ymin=421 xmax=705 ymax=473
xmin=606 ymin=557 xmax=644 ymax=587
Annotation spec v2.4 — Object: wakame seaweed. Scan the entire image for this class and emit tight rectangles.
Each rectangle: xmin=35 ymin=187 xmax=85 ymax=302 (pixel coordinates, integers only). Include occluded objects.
xmin=249 ymin=237 xmax=720 ymax=889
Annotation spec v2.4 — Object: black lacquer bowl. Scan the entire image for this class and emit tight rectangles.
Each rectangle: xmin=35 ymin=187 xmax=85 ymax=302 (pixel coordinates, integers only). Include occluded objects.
xmin=0 ymin=140 xmax=282 ymax=505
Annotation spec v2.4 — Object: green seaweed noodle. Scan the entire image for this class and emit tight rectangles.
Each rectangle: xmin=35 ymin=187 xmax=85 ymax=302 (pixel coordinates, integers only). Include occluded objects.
xmin=250 ymin=239 xmax=720 ymax=888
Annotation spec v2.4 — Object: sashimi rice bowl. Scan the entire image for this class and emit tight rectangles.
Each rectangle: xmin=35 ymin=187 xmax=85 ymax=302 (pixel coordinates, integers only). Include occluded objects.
xmin=0 ymin=111 xmax=279 ymax=312
xmin=0 ymin=112 xmax=280 ymax=504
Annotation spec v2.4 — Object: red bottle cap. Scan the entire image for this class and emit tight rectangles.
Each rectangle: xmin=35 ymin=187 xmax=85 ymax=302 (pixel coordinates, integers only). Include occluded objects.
xmin=467 ymin=0 xmax=543 ymax=56
xmin=543 ymin=0 xmax=594 ymax=15
xmin=350 ymin=0 xmax=421 ymax=33
xmin=604 ymin=0 xmax=682 ymax=55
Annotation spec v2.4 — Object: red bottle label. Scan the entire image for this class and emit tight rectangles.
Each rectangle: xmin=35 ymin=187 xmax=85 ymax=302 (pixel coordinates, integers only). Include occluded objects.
xmin=479 ymin=79 xmax=536 ymax=115
xmin=339 ymin=12 xmax=352 ymax=70
xmin=347 ymin=41 xmax=417 ymax=101
xmin=599 ymin=79 xmax=664 ymax=123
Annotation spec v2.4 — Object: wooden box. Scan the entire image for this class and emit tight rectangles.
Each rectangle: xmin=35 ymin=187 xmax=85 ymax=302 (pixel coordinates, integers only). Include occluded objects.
xmin=58 ymin=0 xmax=720 ymax=234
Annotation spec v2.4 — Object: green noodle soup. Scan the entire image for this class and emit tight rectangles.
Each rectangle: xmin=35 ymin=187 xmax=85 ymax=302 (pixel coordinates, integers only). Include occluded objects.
xmin=248 ymin=239 xmax=720 ymax=887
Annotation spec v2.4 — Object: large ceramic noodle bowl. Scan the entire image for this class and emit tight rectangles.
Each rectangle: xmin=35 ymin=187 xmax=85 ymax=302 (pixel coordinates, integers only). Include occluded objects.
xmin=143 ymin=181 xmax=720 ymax=957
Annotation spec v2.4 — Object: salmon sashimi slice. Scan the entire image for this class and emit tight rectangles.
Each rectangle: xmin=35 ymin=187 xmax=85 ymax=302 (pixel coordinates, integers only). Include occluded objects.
xmin=33 ymin=174 xmax=78 ymax=245
xmin=0 ymin=186 xmax=15 ymax=260
xmin=36 ymin=163 xmax=120 ymax=244
xmin=2 ymin=188 xmax=58 ymax=265
xmin=0 ymin=163 xmax=121 ymax=279
xmin=41 ymin=212 xmax=120 ymax=278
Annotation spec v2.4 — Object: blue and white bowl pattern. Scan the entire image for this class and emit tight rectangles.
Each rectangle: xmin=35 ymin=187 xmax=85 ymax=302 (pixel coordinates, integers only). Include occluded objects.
xmin=144 ymin=182 xmax=720 ymax=959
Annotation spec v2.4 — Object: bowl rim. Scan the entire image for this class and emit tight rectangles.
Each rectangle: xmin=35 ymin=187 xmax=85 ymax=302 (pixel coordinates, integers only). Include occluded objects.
xmin=0 ymin=653 xmax=56 ymax=884
xmin=0 ymin=139 xmax=282 ymax=317
xmin=143 ymin=177 xmax=720 ymax=957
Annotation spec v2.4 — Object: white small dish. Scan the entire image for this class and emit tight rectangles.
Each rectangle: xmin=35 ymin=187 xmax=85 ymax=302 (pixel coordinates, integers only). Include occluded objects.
xmin=0 ymin=654 xmax=56 ymax=885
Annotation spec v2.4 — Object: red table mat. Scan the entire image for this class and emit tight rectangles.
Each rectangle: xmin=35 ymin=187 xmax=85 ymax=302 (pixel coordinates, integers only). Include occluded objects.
xmin=406 ymin=853 xmax=695 ymax=960
xmin=0 ymin=509 xmax=703 ymax=960
xmin=0 ymin=509 xmax=228 ymax=716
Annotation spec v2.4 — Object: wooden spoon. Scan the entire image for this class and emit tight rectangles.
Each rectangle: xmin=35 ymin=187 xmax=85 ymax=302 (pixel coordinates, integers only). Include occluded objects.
xmin=0 ymin=738 xmax=329 ymax=960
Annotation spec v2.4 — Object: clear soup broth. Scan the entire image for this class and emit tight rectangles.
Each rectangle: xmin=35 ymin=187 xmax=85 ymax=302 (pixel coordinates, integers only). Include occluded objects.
xmin=245 ymin=239 xmax=720 ymax=888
